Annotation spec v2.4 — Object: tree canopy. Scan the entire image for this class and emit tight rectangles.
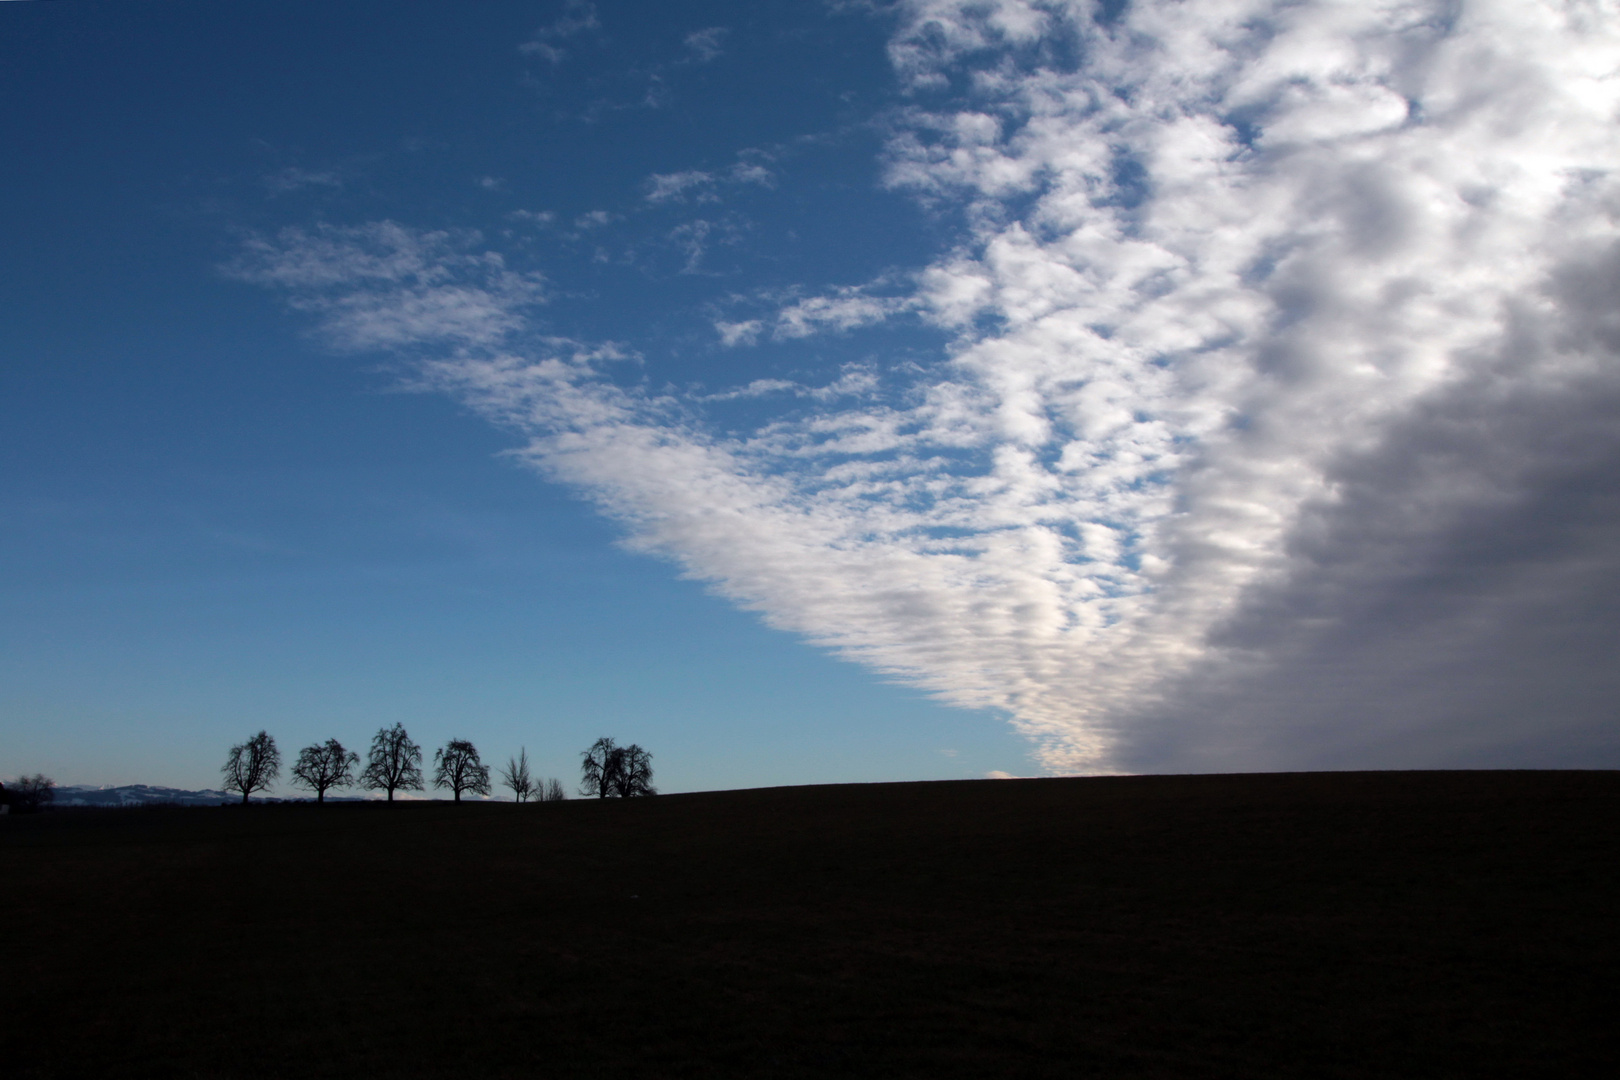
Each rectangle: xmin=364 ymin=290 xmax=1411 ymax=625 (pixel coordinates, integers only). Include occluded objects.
xmin=580 ymin=737 xmax=656 ymax=798
xmin=221 ymin=731 xmax=280 ymax=805
xmin=290 ymin=738 xmax=359 ymax=804
xmin=359 ymin=723 xmax=424 ymax=802
xmin=498 ymin=747 xmax=533 ymax=803
xmin=433 ymin=738 xmax=492 ymax=803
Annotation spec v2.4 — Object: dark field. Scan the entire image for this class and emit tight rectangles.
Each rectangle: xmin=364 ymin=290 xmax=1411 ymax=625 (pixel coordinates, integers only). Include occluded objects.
xmin=5 ymin=771 xmax=1617 ymax=1078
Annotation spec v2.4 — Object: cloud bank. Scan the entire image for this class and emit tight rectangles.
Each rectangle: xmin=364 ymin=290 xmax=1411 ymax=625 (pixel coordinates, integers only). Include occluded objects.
xmin=241 ymin=0 xmax=1620 ymax=772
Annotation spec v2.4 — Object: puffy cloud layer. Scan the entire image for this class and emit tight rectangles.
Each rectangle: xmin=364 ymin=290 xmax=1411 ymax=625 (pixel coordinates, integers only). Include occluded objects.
xmin=242 ymin=0 xmax=1620 ymax=772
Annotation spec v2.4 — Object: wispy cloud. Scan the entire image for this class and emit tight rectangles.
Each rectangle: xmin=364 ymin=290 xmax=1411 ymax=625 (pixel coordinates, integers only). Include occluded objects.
xmin=264 ymin=166 xmax=343 ymax=194
xmin=657 ymin=216 xmax=752 ymax=274
xmin=241 ymin=1 xmax=1620 ymax=772
xmin=668 ymin=219 xmax=716 ymax=273
xmin=508 ymin=209 xmax=557 ymax=231
xmin=646 ymin=170 xmax=717 ymax=204
xmin=711 ymin=275 xmax=919 ymax=345
xmin=644 ymin=157 xmax=776 ymax=204
xmin=696 ymin=369 xmax=880 ymax=402
xmin=773 ymin=286 xmax=918 ymax=339
xmin=226 ymin=222 xmax=545 ymax=351
xmin=520 ymin=0 xmax=600 ymax=64
xmin=714 ymin=319 xmax=763 ymax=347
xmin=536 ymin=14 xmax=731 ymax=115
xmin=683 ymin=27 xmax=729 ymax=64
xmin=699 ymin=377 xmax=799 ymax=401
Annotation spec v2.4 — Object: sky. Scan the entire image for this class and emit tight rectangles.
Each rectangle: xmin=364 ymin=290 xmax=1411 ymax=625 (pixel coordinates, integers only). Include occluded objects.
xmin=3 ymin=0 xmax=1618 ymax=795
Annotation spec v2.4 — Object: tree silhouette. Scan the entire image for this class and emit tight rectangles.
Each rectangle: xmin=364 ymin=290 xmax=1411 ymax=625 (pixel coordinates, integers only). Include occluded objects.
xmin=612 ymin=743 xmax=656 ymax=798
xmin=580 ymin=736 xmax=619 ymax=799
xmin=7 ymin=774 xmax=56 ymax=814
xmin=290 ymin=738 xmax=359 ymax=804
xmin=359 ymin=723 xmax=424 ymax=802
xmin=498 ymin=747 xmax=534 ymax=803
xmin=221 ymin=731 xmax=280 ymax=805
xmin=541 ymin=777 xmax=568 ymax=802
xmin=433 ymin=739 xmax=492 ymax=803
xmin=580 ymin=737 xmax=656 ymax=798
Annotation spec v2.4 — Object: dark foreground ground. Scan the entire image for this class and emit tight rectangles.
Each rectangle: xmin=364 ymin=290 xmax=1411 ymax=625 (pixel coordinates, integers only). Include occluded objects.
xmin=4 ymin=771 xmax=1617 ymax=1078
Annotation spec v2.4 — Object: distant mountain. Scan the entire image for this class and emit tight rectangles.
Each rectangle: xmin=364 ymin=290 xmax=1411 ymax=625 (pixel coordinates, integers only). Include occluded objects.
xmin=47 ymin=780 xmax=511 ymax=806
xmin=57 ymin=784 xmax=269 ymax=807
xmin=50 ymin=785 xmax=492 ymax=807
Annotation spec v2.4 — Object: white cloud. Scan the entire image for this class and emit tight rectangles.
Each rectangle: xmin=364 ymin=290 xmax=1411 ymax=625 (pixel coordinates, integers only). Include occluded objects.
xmin=773 ymin=287 xmax=917 ymax=339
xmin=714 ymin=278 xmax=922 ymax=345
xmin=714 ymin=319 xmax=763 ymax=347
xmin=699 ymin=377 xmax=798 ymax=401
xmin=645 ymin=158 xmax=775 ymax=204
xmin=729 ymin=162 xmax=774 ymax=187
xmin=244 ymin=1 xmax=1620 ymax=773
xmin=646 ymin=170 xmax=717 ymax=204
xmin=697 ymin=369 xmax=880 ymax=402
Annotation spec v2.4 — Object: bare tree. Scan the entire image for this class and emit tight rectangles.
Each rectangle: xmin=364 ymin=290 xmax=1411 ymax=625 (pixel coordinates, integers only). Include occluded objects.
xmin=221 ymin=731 xmax=280 ymax=805
xmin=7 ymin=774 xmax=56 ymax=814
xmin=289 ymin=738 xmax=359 ymax=804
xmin=498 ymin=747 xmax=534 ymax=803
xmin=358 ymin=723 xmax=423 ymax=802
xmin=613 ymin=743 xmax=656 ymax=798
xmin=433 ymin=738 xmax=492 ymax=803
xmin=580 ymin=737 xmax=656 ymax=798
xmin=580 ymin=736 xmax=619 ymax=799
xmin=540 ymin=777 xmax=568 ymax=802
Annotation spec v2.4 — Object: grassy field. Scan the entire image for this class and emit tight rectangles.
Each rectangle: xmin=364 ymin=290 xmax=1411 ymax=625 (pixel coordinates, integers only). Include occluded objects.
xmin=4 ymin=771 xmax=1617 ymax=1078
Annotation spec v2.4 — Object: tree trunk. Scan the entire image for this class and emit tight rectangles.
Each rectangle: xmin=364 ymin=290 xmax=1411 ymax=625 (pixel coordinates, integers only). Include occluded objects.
xmin=241 ymin=789 xmax=250 ymax=806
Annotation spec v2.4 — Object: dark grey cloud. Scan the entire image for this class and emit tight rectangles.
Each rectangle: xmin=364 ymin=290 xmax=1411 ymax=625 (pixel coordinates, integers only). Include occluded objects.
xmin=1118 ymin=238 xmax=1620 ymax=770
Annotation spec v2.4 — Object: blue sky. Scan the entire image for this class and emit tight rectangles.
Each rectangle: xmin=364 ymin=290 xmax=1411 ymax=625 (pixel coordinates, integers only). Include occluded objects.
xmin=2 ymin=0 xmax=1030 ymax=792
xmin=5 ymin=0 xmax=1620 ymax=794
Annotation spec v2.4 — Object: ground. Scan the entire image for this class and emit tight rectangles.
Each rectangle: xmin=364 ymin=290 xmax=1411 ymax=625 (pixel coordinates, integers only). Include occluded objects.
xmin=4 ymin=771 xmax=1617 ymax=1077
